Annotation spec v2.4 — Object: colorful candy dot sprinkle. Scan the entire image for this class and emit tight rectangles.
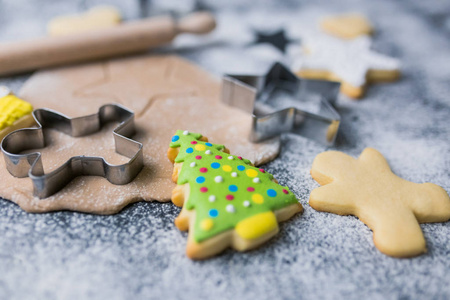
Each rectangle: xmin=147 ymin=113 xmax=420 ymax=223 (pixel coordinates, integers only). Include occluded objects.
xmin=215 ymin=155 xmax=222 ymax=160
xmin=200 ymin=187 xmax=208 ymax=193
xmin=231 ymin=172 xmax=238 ymax=177
xmin=190 ymin=162 xmax=196 ymax=167
xmin=199 ymin=168 xmax=208 ymax=173
xmin=237 ymin=165 xmax=245 ymax=171
xmin=172 ymin=135 xmax=179 ymax=142
xmin=205 ymin=143 xmax=212 ymax=146
xmin=222 ymin=165 xmax=232 ymax=172
xmin=195 ymin=155 xmax=202 ymax=160
xmin=253 ymin=178 xmax=261 ymax=183
xmin=243 ymin=201 xmax=251 ymax=207
xmin=209 ymin=195 xmax=216 ymax=202
xmin=211 ymin=162 xmax=220 ymax=169
xmin=182 ymin=130 xmax=189 ymax=135
xmin=209 ymin=209 xmax=219 ymax=218
xmin=226 ymin=204 xmax=236 ymax=213
xmin=186 ymin=147 xmax=193 ymax=154
xmin=196 ymin=176 xmax=205 ymax=184
xmin=252 ymin=194 xmax=264 ymax=204
xmin=228 ymin=156 xmax=234 ymax=160
xmin=191 ymin=141 xmax=197 ymax=144
xmin=201 ymin=219 xmax=214 ymax=231
xmin=259 ymin=168 xmax=266 ymax=173
xmin=195 ymin=144 xmax=206 ymax=151
xmin=238 ymin=156 xmax=243 ymax=160
xmin=247 ymin=187 xmax=255 ymax=192
xmin=226 ymin=195 xmax=234 ymax=201
xmin=205 ymin=150 xmax=212 ymax=155
xmin=283 ymin=189 xmax=289 ymax=194
xmin=228 ymin=185 xmax=238 ymax=192
xmin=215 ymin=176 xmax=223 ymax=183
xmin=267 ymin=189 xmax=277 ymax=197
xmin=246 ymin=169 xmax=258 ymax=178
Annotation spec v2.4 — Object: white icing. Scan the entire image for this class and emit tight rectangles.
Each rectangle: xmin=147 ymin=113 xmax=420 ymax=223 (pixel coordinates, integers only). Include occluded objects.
xmin=214 ymin=176 xmax=223 ymax=183
xmin=226 ymin=204 xmax=236 ymax=213
xmin=190 ymin=162 xmax=196 ymax=167
xmin=290 ymin=34 xmax=400 ymax=87
xmin=208 ymin=195 xmax=216 ymax=202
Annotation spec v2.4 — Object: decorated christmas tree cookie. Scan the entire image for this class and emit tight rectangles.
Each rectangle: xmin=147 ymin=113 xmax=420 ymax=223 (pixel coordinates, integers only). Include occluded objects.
xmin=168 ymin=130 xmax=303 ymax=259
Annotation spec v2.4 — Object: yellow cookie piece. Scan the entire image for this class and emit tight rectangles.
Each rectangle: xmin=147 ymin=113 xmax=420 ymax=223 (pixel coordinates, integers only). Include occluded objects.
xmin=47 ymin=5 xmax=122 ymax=37
xmin=310 ymin=148 xmax=450 ymax=258
xmin=0 ymin=94 xmax=35 ymax=140
xmin=320 ymin=13 xmax=373 ymax=39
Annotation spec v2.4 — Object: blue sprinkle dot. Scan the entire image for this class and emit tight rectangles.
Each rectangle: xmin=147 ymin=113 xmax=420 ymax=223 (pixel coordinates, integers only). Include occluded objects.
xmin=172 ymin=135 xmax=179 ymax=142
xmin=186 ymin=147 xmax=194 ymax=154
xmin=211 ymin=162 xmax=220 ymax=169
xmin=209 ymin=209 xmax=219 ymax=218
xmin=205 ymin=143 xmax=212 ymax=147
xmin=267 ymin=189 xmax=277 ymax=197
xmin=196 ymin=176 xmax=205 ymax=184
xmin=228 ymin=185 xmax=238 ymax=192
xmin=237 ymin=165 xmax=245 ymax=171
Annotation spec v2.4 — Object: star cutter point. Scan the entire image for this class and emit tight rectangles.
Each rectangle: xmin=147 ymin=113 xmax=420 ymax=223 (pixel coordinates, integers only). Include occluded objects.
xmin=221 ymin=62 xmax=341 ymax=145
xmin=1 ymin=104 xmax=144 ymax=199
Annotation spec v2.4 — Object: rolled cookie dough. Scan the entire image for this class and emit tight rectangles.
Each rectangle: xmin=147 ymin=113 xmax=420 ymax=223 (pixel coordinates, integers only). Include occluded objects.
xmin=0 ymin=55 xmax=280 ymax=214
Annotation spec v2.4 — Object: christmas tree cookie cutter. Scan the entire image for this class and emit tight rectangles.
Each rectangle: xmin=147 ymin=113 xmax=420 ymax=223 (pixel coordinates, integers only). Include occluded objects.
xmin=1 ymin=104 xmax=143 ymax=198
xmin=221 ymin=62 xmax=341 ymax=145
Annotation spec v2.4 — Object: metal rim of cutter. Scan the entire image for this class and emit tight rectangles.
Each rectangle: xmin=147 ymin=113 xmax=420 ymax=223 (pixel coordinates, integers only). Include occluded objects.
xmin=220 ymin=62 xmax=341 ymax=145
xmin=1 ymin=104 xmax=144 ymax=199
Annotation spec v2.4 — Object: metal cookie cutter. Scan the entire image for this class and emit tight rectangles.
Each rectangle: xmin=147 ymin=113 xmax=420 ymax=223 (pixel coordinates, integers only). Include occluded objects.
xmin=221 ymin=62 xmax=341 ymax=145
xmin=1 ymin=104 xmax=144 ymax=198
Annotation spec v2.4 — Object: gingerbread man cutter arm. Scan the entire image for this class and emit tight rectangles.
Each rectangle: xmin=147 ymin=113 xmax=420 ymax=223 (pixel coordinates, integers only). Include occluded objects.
xmin=221 ymin=62 xmax=341 ymax=145
xmin=1 ymin=104 xmax=144 ymax=199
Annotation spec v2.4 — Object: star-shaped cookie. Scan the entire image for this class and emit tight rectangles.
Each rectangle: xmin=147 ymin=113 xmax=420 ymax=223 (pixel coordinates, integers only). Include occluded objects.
xmin=290 ymin=35 xmax=400 ymax=98
xmin=310 ymin=148 xmax=450 ymax=257
xmin=320 ymin=13 xmax=373 ymax=39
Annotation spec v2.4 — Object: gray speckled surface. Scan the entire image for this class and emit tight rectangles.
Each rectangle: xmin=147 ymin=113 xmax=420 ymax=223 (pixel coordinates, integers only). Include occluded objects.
xmin=1 ymin=0 xmax=450 ymax=299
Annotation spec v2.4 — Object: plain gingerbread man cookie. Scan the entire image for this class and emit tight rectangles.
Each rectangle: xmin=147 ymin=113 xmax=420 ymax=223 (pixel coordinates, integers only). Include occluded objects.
xmin=168 ymin=130 xmax=303 ymax=259
xmin=310 ymin=148 xmax=450 ymax=257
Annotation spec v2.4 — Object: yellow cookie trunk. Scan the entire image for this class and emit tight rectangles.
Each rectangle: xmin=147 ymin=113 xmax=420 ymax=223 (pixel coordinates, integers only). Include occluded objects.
xmin=0 ymin=95 xmax=33 ymax=131
xmin=235 ymin=212 xmax=278 ymax=240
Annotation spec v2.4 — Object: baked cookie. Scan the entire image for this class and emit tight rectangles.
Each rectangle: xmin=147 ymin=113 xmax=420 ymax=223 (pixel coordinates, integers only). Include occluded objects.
xmin=168 ymin=130 xmax=303 ymax=259
xmin=47 ymin=5 xmax=121 ymax=37
xmin=291 ymin=35 xmax=400 ymax=98
xmin=310 ymin=148 xmax=450 ymax=257
xmin=0 ymin=92 xmax=35 ymax=141
xmin=320 ymin=13 xmax=373 ymax=39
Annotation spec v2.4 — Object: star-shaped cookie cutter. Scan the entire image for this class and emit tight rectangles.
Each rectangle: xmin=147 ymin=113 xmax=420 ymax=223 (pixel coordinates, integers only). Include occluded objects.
xmin=221 ymin=62 xmax=341 ymax=145
xmin=1 ymin=104 xmax=144 ymax=198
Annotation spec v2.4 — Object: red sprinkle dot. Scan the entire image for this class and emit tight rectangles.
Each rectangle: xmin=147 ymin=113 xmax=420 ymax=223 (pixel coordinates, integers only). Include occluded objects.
xmin=226 ymin=195 xmax=234 ymax=201
xmin=199 ymin=168 xmax=208 ymax=173
xmin=215 ymin=155 xmax=222 ymax=160
xmin=195 ymin=155 xmax=202 ymax=160
xmin=247 ymin=187 xmax=255 ymax=192
xmin=282 ymin=189 xmax=289 ymax=194
xmin=259 ymin=168 xmax=266 ymax=173
xmin=238 ymin=156 xmax=243 ymax=160
xmin=200 ymin=187 xmax=208 ymax=193
xmin=191 ymin=141 xmax=198 ymax=144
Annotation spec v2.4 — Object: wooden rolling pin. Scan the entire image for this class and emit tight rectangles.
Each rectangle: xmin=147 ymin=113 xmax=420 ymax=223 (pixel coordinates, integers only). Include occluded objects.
xmin=0 ymin=12 xmax=216 ymax=76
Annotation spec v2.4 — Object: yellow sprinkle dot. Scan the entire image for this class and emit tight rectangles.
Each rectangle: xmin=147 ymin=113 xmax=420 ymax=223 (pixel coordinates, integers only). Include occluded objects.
xmin=201 ymin=218 xmax=214 ymax=231
xmin=195 ymin=144 xmax=206 ymax=151
xmin=246 ymin=169 xmax=258 ymax=178
xmin=222 ymin=165 xmax=232 ymax=172
xmin=252 ymin=194 xmax=264 ymax=204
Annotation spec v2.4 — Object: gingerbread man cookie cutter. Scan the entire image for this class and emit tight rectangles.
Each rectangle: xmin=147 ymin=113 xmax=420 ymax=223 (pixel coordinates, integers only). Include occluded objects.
xmin=221 ymin=62 xmax=341 ymax=145
xmin=1 ymin=104 xmax=143 ymax=198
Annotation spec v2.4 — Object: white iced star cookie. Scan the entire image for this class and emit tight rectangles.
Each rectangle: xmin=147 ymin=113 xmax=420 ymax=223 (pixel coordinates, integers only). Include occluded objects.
xmin=290 ymin=35 xmax=400 ymax=98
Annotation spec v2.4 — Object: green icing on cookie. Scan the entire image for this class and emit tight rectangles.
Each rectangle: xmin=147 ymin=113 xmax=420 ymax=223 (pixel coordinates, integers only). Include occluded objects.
xmin=169 ymin=130 xmax=299 ymax=243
